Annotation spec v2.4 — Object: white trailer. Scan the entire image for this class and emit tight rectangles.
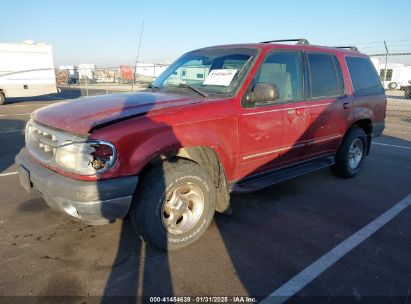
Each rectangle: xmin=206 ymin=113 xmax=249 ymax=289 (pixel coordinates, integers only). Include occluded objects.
xmin=166 ymin=65 xmax=208 ymax=85
xmin=372 ymin=58 xmax=411 ymax=90
xmin=397 ymin=66 xmax=411 ymax=89
xmin=0 ymin=40 xmax=57 ymax=105
xmin=136 ymin=63 xmax=169 ymax=78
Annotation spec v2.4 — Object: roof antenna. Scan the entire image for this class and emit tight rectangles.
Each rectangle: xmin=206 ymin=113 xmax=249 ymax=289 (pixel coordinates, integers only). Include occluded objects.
xmin=132 ymin=20 xmax=145 ymax=92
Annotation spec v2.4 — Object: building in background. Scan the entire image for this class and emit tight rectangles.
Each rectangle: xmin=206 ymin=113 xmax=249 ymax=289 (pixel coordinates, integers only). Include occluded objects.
xmin=78 ymin=64 xmax=96 ymax=83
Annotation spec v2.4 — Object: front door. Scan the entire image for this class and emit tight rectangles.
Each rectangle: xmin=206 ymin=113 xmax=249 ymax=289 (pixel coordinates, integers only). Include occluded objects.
xmin=237 ymin=51 xmax=305 ymax=179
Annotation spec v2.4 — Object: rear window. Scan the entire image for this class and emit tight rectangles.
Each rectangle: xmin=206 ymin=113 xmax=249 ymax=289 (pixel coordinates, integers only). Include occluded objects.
xmin=307 ymin=53 xmax=344 ymax=98
xmin=346 ymin=57 xmax=384 ymax=96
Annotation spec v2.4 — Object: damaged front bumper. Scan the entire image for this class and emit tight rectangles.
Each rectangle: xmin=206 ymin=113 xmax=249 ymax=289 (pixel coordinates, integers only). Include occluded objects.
xmin=15 ymin=148 xmax=138 ymax=225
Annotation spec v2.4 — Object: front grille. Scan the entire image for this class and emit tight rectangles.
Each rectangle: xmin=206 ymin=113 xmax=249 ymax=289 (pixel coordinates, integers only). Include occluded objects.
xmin=25 ymin=120 xmax=80 ymax=164
xmin=28 ymin=125 xmax=58 ymax=161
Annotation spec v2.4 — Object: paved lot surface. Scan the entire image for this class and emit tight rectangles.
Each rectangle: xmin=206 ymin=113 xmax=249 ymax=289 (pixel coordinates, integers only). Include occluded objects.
xmin=0 ymin=90 xmax=410 ymax=303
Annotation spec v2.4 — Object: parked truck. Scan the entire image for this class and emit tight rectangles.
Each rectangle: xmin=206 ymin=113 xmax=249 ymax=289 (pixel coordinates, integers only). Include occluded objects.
xmin=0 ymin=40 xmax=57 ymax=105
xmin=16 ymin=39 xmax=386 ymax=250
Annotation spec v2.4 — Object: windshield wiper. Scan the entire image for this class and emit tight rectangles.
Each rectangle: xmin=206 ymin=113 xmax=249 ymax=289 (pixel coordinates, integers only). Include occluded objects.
xmin=178 ymin=83 xmax=208 ymax=97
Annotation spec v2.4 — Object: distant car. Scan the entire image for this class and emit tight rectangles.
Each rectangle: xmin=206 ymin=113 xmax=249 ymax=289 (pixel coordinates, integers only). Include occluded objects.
xmin=16 ymin=39 xmax=387 ymax=250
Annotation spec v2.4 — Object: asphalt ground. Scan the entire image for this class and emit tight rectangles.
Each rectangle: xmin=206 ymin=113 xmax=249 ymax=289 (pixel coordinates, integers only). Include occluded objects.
xmin=0 ymin=90 xmax=410 ymax=303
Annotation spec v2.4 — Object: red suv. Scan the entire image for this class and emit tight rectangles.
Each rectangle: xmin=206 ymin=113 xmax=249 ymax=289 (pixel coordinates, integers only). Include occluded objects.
xmin=16 ymin=39 xmax=386 ymax=250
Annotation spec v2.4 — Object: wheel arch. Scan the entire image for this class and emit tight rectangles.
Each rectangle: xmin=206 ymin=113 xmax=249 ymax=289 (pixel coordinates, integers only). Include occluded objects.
xmin=349 ymin=119 xmax=372 ymax=155
xmin=141 ymin=145 xmax=231 ymax=214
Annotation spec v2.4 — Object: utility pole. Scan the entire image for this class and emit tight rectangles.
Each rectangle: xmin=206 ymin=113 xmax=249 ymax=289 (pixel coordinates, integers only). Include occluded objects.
xmin=383 ymin=41 xmax=389 ymax=89
xmin=132 ymin=20 xmax=145 ymax=92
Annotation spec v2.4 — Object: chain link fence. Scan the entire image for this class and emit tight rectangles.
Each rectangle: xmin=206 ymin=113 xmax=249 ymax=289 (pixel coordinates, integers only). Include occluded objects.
xmin=383 ymin=90 xmax=411 ymax=135
xmin=56 ymin=63 xmax=169 ymax=97
xmin=369 ymin=52 xmax=411 ymax=135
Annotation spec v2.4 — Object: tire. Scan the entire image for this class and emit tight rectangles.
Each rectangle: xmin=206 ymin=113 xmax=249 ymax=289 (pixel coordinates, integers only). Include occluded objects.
xmin=130 ymin=159 xmax=216 ymax=251
xmin=0 ymin=92 xmax=5 ymax=106
xmin=388 ymin=82 xmax=397 ymax=90
xmin=331 ymin=127 xmax=367 ymax=178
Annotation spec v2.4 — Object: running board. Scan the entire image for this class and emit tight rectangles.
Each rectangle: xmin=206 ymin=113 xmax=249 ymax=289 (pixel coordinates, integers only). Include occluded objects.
xmin=230 ymin=156 xmax=335 ymax=193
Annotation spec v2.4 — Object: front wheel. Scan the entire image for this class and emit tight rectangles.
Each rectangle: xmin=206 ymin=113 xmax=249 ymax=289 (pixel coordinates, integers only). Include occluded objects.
xmin=331 ymin=128 xmax=367 ymax=178
xmin=130 ymin=159 xmax=216 ymax=251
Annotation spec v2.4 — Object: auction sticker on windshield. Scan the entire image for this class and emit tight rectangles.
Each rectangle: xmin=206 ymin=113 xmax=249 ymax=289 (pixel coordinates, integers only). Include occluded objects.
xmin=203 ymin=69 xmax=237 ymax=86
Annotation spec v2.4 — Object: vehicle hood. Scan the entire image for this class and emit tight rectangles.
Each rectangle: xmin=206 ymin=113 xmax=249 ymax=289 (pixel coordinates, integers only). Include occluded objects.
xmin=32 ymin=92 xmax=203 ymax=135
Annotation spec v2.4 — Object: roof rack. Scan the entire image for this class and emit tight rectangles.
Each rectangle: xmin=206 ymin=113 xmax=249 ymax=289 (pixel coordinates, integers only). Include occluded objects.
xmin=332 ymin=46 xmax=359 ymax=52
xmin=260 ymin=39 xmax=310 ymax=45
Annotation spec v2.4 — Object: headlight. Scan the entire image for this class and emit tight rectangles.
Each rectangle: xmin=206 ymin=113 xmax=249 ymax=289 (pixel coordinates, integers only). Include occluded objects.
xmin=55 ymin=141 xmax=117 ymax=175
xmin=25 ymin=120 xmax=117 ymax=176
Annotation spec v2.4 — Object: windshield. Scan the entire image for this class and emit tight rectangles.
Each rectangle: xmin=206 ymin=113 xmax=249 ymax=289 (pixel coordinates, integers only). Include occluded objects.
xmin=151 ymin=48 xmax=258 ymax=96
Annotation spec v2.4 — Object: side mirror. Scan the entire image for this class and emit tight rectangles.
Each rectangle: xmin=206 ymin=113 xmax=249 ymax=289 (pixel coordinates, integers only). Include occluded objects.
xmin=246 ymin=83 xmax=279 ymax=103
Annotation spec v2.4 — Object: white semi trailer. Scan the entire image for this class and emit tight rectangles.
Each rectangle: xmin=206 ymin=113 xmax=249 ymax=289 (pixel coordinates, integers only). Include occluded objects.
xmin=371 ymin=57 xmax=411 ymax=90
xmin=0 ymin=40 xmax=57 ymax=105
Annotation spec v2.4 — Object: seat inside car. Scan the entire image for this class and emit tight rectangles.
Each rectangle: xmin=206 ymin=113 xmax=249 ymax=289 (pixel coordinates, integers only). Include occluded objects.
xmin=259 ymin=63 xmax=292 ymax=100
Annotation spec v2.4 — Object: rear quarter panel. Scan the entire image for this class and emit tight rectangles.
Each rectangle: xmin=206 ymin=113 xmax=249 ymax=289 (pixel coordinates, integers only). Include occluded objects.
xmin=352 ymin=94 xmax=387 ymax=124
xmin=342 ymin=54 xmax=387 ymax=131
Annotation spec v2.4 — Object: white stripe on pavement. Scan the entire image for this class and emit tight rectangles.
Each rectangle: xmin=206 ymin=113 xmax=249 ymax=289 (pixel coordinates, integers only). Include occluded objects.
xmin=0 ymin=113 xmax=31 ymax=117
xmin=4 ymin=103 xmax=51 ymax=107
xmin=0 ymin=172 xmax=18 ymax=177
xmin=0 ymin=129 xmax=25 ymax=134
xmin=43 ymin=96 xmax=66 ymax=100
xmin=373 ymin=142 xmax=411 ymax=150
xmin=261 ymin=193 xmax=411 ymax=304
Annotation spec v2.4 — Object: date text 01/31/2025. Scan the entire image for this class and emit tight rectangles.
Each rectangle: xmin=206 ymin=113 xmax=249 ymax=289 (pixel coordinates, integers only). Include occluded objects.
xmin=149 ymin=296 xmax=258 ymax=303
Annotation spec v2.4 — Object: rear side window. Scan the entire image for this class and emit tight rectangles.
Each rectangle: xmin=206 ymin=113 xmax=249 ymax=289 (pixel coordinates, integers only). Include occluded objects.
xmin=308 ymin=53 xmax=344 ymax=98
xmin=346 ymin=57 xmax=384 ymax=96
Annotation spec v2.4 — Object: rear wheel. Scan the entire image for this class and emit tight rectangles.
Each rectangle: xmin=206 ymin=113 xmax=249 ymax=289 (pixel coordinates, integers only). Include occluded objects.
xmin=130 ymin=159 xmax=216 ymax=251
xmin=331 ymin=128 xmax=367 ymax=178
xmin=0 ymin=92 xmax=5 ymax=106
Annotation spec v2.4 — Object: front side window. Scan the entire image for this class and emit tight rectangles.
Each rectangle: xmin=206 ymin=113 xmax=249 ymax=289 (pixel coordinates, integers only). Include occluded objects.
xmin=346 ymin=57 xmax=384 ymax=96
xmin=152 ymin=48 xmax=258 ymax=96
xmin=308 ymin=53 xmax=344 ymax=98
xmin=247 ymin=51 xmax=303 ymax=105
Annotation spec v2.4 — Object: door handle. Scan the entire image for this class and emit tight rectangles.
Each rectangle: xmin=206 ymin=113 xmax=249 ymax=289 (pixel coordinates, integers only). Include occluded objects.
xmin=343 ymin=102 xmax=351 ymax=110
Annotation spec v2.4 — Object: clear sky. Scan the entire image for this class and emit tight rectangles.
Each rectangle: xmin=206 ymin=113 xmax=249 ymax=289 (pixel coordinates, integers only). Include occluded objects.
xmin=1 ymin=0 xmax=411 ymax=67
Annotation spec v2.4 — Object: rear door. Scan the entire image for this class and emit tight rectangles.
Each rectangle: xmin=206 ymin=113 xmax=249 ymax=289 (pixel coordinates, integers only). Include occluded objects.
xmin=300 ymin=52 xmax=352 ymax=159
